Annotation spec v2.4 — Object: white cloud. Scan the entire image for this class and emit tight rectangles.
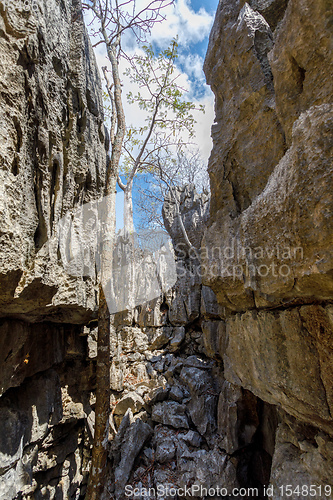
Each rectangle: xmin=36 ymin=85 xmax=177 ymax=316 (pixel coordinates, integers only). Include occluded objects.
xmin=149 ymin=0 xmax=214 ymax=47
xmin=179 ymin=53 xmax=205 ymax=83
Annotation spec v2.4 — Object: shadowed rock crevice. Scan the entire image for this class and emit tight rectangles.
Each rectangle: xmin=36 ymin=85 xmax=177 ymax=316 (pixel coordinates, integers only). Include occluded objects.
xmin=253 ymin=30 xmax=274 ymax=90
xmin=250 ymin=0 xmax=289 ymax=30
xmin=90 ymin=187 xmax=282 ymax=500
xmin=289 ymin=55 xmax=306 ymax=96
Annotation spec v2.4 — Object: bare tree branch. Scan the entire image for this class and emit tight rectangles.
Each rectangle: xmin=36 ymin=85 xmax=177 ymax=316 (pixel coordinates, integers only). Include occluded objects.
xmin=117 ymin=175 xmax=126 ymax=191
xmin=102 ymin=66 xmax=117 ymax=147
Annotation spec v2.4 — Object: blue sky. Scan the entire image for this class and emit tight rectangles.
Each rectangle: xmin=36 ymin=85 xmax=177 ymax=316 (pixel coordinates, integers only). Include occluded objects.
xmin=191 ymin=0 xmax=218 ymax=11
xmin=188 ymin=0 xmax=219 ymax=60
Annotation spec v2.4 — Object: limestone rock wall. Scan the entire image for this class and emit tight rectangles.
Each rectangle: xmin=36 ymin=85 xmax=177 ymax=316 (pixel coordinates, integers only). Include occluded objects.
xmin=0 ymin=0 xmax=107 ymax=323
xmin=202 ymin=0 xmax=333 ymax=495
xmin=0 ymin=320 xmax=96 ymax=499
xmin=0 ymin=0 xmax=107 ymax=498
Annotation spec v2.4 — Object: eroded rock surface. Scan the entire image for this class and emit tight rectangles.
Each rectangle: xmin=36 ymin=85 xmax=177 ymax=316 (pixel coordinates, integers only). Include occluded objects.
xmin=0 ymin=320 xmax=96 ymax=500
xmin=202 ymin=0 xmax=333 ymax=493
xmin=0 ymin=0 xmax=107 ymax=498
xmin=0 ymin=0 xmax=107 ymax=323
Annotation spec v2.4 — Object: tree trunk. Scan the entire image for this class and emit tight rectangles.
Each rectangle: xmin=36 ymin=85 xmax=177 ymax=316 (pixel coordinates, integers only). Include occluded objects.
xmin=85 ymin=189 xmax=116 ymax=500
xmin=123 ymin=180 xmax=134 ymax=236
xmin=85 ymin=38 xmax=125 ymax=499
xmin=86 ymin=288 xmax=110 ymax=500
xmin=123 ymin=181 xmax=136 ymax=309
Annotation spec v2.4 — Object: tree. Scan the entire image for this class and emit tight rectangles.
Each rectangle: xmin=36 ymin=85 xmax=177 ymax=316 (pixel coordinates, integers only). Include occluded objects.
xmin=107 ymin=39 xmax=203 ymax=311
xmin=135 ymin=146 xmax=209 ymax=231
xmin=81 ymin=1 xmax=174 ymax=498
xmin=115 ymin=40 xmax=201 ymax=235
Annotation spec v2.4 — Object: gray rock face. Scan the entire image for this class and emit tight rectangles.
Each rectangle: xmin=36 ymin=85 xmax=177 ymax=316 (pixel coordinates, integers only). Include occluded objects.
xmin=181 ymin=430 xmax=202 ymax=448
xmin=201 ymin=320 xmax=220 ymax=358
xmin=114 ymin=392 xmax=145 ymax=416
xmin=144 ymin=386 xmax=170 ymax=406
xmin=0 ymin=367 xmax=84 ymax=500
xmin=0 ymin=0 xmax=107 ymax=498
xmin=151 ymin=402 xmax=189 ymax=429
xmin=224 ymin=305 xmax=333 ymax=434
xmin=0 ymin=321 xmax=96 ymax=500
xmin=147 ymin=326 xmax=173 ymax=350
xmin=168 ymin=261 xmax=202 ymax=326
xmin=180 ymin=366 xmax=214 ymax=395
xmin=109 ymin=0 xmax=333 ymax=493
xmin=270 ymin=415 xmax=333 ymax=498
xmin=0 ymin=0 xmax=107 ymax=323
xmin=105 ymin=183 xmax=273 ymax=499
xmin=203 ymin=1 xmax=285 ymax=220
xmin=202 ymin=0 xmax=333 ymax=492
xmin=0 ymin=320 xmax=66 ymax=396
xmin=169 ymin=326 xmax=185 ymax=351
xmin=0 ymin=370 xmax=62 ymax=472
xmin=203 ymin=0 xmax=333 ymax=310
xmin=162 ymin=185 xmax=210 ymax=256
xmin=201 ymin=285 xmax=221 ymax=319
xmin=203 ymin=105 xmax=333 ymax=312
xmin=155 ymin=438 xmax=176 ymax=463
xmin=217 ymin=381 xmax=259 ymax=454
xmin=114 ymin=416 xmax=152 ymax=499
xmin=249 ymin=0 xmax=288 ymax=30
